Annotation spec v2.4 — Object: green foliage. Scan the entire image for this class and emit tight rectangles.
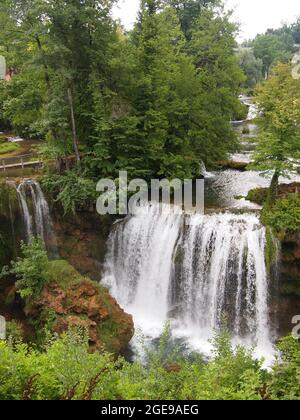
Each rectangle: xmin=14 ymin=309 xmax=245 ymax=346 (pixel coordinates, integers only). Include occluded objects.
xmin=8 ymin=238 xmax=49 ymax=301
xmin=250 ymin=63 xmax=300 ymax=205
xmin=43 ymin=259 xmax=84 ymax=289
xmin=0 ymin=142 xmax=20 ymax=155
xmin=252 ymin=64 xmax=300 ymax=175
xmin=0 ymin=0 xmax=244 ymax=185
xmin=245 ymin=26 xmax=295 ymax=77
xmin=269 ymin=336 xmax=300 ymax=400
xmin=41 ymin=170 xmax=96 ymax=215
xmin=262 ymin=194 xmax=300 ymax=236
xmin=5 ymin=321 xmax=24 ymax=345
xmin=0 ymin=328 xmax=118 ymax=400
xmin=167 ymin=0 xmax=219 ymax=39
xmin=237 ymin=48 xmax=263 ymax=91
xmin=1 ymin=324 xmax=299 ymax=400
xmin=246 ymin=187 xmax=268 ymax=205
xmin=0 ymin=181 xmax=19 ymax=217
xmin=186 ymin=327 xmax=265 ymax=400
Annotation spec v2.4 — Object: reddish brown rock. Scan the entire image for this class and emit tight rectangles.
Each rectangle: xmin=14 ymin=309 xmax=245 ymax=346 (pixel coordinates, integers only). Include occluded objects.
xmin=29 ymin=285 xmax=67 ymax=316
xmin=26 ymin=265 xmax=134 ymax=354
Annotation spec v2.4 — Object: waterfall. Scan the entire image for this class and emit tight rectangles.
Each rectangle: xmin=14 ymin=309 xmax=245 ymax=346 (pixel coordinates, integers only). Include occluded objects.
xmin=16 ymin=180 xmax=57 ymax=256
xmin=199 ymin=161 xmax=214 ymax=179
xmin=8 ymin=193 xmax=17 ymax=259
xmin=104 ymin=205 xmax=182 ymax=333
xmin=103 ymin=203 xmax=275 ymax=363
xmin=247 ymin=103 xmax=259 ymax=121
xmin=239 ymin=95 xmax=259 ymax=121
xmin=17 ymin=182 xmax=33 ymax=241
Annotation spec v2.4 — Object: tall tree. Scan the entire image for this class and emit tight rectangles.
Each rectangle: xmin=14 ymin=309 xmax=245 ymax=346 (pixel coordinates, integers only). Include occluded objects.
xmin=186 ymin=7 xmax=245 ymax=164
xmin=105 ymin=0 xmax=199 ymax=179
xmin=87 ymin=0 xmax=245 ymax=179
xmin=167 ymin=0 xmax=219 ymax=39
xmin=237 ymin=48 xmax=263 ymax=91
xmin=0 ymin=0 xmax=117 ymax=160
xmin=246 ymin=28 xmax=295 ymax=77
xmin=252 ymin=63 xmax=300 ymax=205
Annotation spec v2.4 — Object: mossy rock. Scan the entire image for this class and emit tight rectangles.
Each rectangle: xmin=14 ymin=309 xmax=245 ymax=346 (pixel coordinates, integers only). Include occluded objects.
xmin=246 ymin=188 xmax=268 ymax=205
xmin=265 ymin=227 xmax=280 ymax=272
xmin=279 ymin=273 xmax=300 ymax=297
xmin=217 ymin=160 xmax=248 ymax=171
xmin=27 ymin=260 xmax=134 ymax=355
xmin=242 ymin=127 xmax=250 ymax=135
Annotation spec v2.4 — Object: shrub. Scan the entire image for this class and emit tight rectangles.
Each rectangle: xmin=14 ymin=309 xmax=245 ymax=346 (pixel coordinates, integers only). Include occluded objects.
xmin=10 ymin=238 xmax=50 ymax=301
xmin=5 ymin=321 xmax=24 ymax=345
xmin=269 ymin=336 xmax=300 ymax=400
xmin=0 ymin=324 xmax=299 ymax=400
xmin=41 ymin=170 xmax=96 ymax=215
xmin=0 ymin=328 xmax=118 ymax=400
xmin=246 ymin=187 xmax=268 ymax=205
xmin=262 ymin=194 xmax=300 ymax=235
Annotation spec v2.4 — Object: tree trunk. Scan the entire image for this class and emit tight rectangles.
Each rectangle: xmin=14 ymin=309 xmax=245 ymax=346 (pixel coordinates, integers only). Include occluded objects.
xmin=266 ymin=170 xmax=279 ymax=208
xmin=35 ymin=35 xmax=50 ymax=89
xmin=67 ymin=87 xmax=80 ymax=163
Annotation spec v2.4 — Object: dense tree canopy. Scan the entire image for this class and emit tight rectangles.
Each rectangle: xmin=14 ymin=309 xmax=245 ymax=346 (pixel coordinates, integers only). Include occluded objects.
xmin=0 ymin=0 xmax=243 ymax=182
xmin=244 ymin=20 xmax=300 ymax=77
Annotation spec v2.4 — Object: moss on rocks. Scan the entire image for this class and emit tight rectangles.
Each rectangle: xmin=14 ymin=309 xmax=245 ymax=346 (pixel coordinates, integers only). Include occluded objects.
xmin=265 ymin=227 xmax=279 ymax=272
xmin=26 ymin=260 xmax=134 ymax=355
xmin=217 ymin=160 xmax=248 ymax=171
xmin=246 ymin=188 xmax=268 ymax=205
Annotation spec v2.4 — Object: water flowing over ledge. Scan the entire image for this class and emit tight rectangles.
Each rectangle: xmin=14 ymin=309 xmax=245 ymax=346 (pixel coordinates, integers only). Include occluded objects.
xmin=15 ymin=179 xmax=57 ymax=257
xmin=103 ymin=203 xmax=276 ymax=365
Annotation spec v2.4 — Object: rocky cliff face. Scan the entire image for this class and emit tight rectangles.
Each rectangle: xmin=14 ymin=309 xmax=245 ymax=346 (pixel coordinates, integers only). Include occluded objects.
xmin=51 ymin=209 xmax=114 ymax=281
xmin=246 ymin=183 xmax=300 ymax=335
xmin=0 ymin=183 xmax=134 ymax=354
xmin=277 ymin=231 xmax=300 ymax=335
xmin=25 ymin=261 xmax=134 ymax=354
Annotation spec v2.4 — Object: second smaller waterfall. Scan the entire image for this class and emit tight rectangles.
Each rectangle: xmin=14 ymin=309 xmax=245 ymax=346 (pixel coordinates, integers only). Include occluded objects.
xmin=16 ymin=180 xmax=57 ymax=256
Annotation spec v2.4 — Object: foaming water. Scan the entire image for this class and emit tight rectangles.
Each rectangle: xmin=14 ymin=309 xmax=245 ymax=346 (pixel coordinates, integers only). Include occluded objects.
xmin=103 ymin=203 xmax=276 ymax=366
xmin=206 ymin=170 xmax=300 ymax=210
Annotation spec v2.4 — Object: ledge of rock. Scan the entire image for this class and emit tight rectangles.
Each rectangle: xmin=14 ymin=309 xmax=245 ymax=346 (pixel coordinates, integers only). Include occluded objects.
xmin=246 ymin=183 xmax=300 ymax=205
xmin=217 ymin=160 xmax=248 ymax=171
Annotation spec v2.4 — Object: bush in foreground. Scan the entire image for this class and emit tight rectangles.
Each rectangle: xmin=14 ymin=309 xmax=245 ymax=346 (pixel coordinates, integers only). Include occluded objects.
xmin=0 ymin=325 xmax=299 ymax=400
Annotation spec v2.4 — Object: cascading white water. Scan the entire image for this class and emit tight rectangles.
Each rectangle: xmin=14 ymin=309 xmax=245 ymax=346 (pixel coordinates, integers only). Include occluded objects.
xmin=104 ymin=204 xmax=183 ymax=334
xmin=247 ymin=103 xmax=259 ymax=120
xmin=239 ymin=95 xmax=259 ymax=121
xmin=16 ymin=180 xmax=57 ymax=255
xmin=17 ymin=182 xmax=33 ymax=241
xmin=103 ymin=203 xmax=275 ymax=363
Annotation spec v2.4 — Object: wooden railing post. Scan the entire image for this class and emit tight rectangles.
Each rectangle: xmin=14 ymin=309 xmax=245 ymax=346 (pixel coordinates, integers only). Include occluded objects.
xmin=0 ymin=153 xmax=44 ymax=171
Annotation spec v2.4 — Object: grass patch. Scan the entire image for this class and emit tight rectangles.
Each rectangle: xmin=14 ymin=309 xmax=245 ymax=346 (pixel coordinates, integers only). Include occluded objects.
xmin=97 ymin=318 xmax=120 ymax=353
xmin=44 ymin=260 xmax=85 ymax=289
xmin=0 ymin=142 xmax=20 ymax=155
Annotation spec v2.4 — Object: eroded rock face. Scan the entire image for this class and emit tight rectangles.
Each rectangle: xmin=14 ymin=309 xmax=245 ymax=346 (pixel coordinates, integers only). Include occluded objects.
xmin=246 ymin=183 xmax=300 ymax=336
xmin=26 ymin=269 xmax=134 ymax=355
xmin=52 ymin=211 xmax=114 ymax=281
xmin=280 ymin=234 xmax=300 ymax=298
